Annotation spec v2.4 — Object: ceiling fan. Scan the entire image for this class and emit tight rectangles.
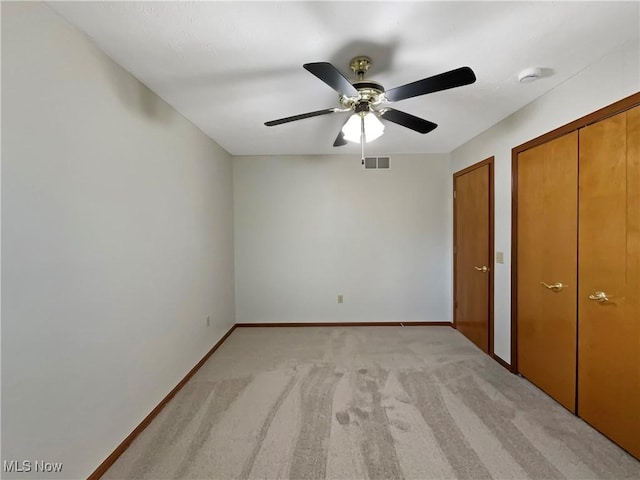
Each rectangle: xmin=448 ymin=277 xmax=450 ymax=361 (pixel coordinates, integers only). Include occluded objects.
xmin=264 ymin=57 xmax=477 ymax=153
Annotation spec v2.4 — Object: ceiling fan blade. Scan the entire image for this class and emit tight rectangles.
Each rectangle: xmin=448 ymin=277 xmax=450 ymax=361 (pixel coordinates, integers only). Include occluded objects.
xmin=265 ymin=108 xmax=337 ymax=126
xmin=333 ymin=131 xmax=347 ymax=147
xmin=380 ymin=108 xmax=438 ymax=134
xmin=384 ymin=66 xmax=476 ymax=102
xmin=303 ymin=62 xmax=359 ymax=97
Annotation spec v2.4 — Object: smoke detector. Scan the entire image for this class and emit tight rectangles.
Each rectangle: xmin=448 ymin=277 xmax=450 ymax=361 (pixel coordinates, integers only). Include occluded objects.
xmin=518 ymin=67 xmax=543 ymax=83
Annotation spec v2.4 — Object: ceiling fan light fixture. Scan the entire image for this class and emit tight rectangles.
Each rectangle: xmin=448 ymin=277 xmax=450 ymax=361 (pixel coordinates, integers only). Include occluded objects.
xmin=342 ymin=112 xmax=385 ymax=144
xmin=364 ymin=112 xmax=385 ymax=142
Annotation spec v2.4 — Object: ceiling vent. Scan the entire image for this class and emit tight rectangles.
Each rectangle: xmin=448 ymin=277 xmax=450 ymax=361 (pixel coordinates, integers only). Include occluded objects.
xmin=364 ymin=157 xmax=390 ymax=169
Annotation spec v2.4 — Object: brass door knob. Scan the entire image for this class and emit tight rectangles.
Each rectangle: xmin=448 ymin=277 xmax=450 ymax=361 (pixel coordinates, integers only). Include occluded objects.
xmin=588 ymin=291 xmax=609 ymax=303
xmin=474 ymin=265 xmax=489 ymax=273
xmin=540 ymin=282 xmax=567 ymax=292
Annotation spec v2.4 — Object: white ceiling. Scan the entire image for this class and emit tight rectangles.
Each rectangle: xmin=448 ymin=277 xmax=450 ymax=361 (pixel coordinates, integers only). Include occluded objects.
xmin=48 ymin=1 xmax=639 ymax=156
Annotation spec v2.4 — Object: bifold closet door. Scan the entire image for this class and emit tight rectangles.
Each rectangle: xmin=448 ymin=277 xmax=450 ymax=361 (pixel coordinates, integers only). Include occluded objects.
xmin=578 ymin=106 xmax=640 ymax=458
xmin=517 ymin=131 xmax=578 ymax=412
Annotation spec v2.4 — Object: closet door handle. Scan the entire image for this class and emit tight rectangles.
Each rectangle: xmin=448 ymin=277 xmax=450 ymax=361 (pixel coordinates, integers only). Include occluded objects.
xmin=588 ymin=291 xmax=609 ymax=303
xmin=474 ymin=266 xmax=489 ymax=273
xmin=540 ymin=282 xmax=567 ymax=292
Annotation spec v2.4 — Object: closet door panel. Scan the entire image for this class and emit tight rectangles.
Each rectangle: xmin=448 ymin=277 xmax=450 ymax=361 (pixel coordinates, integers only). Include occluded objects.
xmin=578 ymin=106 xmax=640 ymax=458
xmin=517 ymin=131 xmax=578 ymax=412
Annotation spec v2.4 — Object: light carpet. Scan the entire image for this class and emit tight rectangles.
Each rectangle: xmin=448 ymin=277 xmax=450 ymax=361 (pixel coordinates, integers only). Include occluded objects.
xmin=104 ymin=326 xmax=640 ymax=479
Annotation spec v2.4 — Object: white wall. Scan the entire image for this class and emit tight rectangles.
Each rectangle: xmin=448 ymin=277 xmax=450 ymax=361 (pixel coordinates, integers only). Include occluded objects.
xmin=234 ymin=154 xmax=452 ymax=324
xmin=450 ymin=40 xmax=640 ymax=363
xmin=2 ymin=3 xmax=235 ymax=478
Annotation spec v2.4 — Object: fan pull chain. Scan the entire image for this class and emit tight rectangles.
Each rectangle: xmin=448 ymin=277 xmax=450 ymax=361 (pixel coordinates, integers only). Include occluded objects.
xmin=360 ymin=115 xmax=365 ymax=163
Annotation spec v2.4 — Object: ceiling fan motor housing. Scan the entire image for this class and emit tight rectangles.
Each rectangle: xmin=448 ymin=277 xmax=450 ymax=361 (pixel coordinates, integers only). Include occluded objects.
xmin=354 ymin=101 xmax=369 ymax=114
xmin=353 ymin=81 xmax=384 ymax=93
xmin=342 ymin=80 xmax=385 ymax=111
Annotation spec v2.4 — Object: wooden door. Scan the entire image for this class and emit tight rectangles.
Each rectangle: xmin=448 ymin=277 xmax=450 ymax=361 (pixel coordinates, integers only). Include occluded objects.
xmin=578 ymin=106 xmax=640 ymax=458
xmin=454 ymin=159 xmax=493 ymax=354
xmin=516 ymin=132 xmax=578 ymax=412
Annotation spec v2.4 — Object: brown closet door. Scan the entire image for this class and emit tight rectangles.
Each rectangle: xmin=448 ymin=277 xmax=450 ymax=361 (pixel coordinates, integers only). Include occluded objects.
xmin=517 ymin=132 xmax=578 ymax=412
xmin=454 ymin=162 xmax=491 ymax=353
xmin=578 ymin=106 xmax=640 ymax=459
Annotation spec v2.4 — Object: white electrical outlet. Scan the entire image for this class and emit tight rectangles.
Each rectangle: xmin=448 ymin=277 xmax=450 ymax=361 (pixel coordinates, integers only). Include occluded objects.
xmin=337 ymin=295 xmax=344 ymax=304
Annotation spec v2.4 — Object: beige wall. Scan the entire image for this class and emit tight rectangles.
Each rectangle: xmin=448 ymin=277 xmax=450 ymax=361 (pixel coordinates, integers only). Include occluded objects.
xmin=2 ymin=3 xmax=235 ymax=477
xmin=234 ymin=154 xmax=453 ymax=324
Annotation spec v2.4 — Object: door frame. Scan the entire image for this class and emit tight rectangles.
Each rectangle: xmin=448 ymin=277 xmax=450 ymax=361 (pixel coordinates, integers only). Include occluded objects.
xmin=510 ymin=91 xmax=640 ymax=374
xmin=453 ymin=156 xmax=495 ymax=357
